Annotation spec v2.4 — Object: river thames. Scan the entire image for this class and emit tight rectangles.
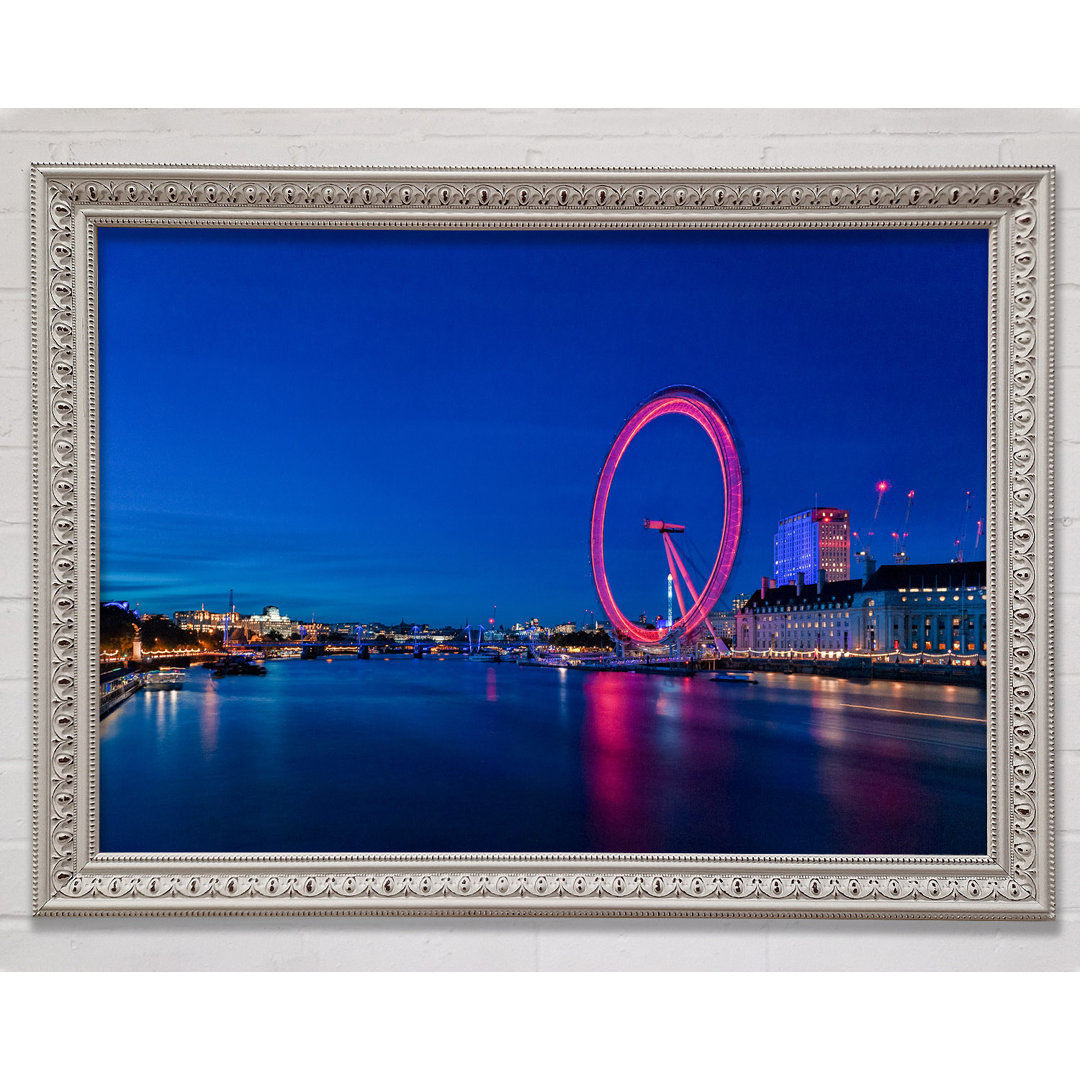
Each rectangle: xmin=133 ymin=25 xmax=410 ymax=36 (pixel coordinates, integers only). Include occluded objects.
xmin=99 ymin=656 xmax=987 ymax=855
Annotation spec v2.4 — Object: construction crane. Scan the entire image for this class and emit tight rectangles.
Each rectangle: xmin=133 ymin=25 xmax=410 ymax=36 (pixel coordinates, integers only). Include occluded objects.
xmin=868 ymin=481 xmax=889 ymax=558
xmin=894 ymin=490 xmax=914 ymax=564
xmin=852 ymin=530 xmax=869 ymax=572
xmin=224 ymin=588 xmax=235 ymax=649
xmin=954 ymin=490 xmax=973 ymax=563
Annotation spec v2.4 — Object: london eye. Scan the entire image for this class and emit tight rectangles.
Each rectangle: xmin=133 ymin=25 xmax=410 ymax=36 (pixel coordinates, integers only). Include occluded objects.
xmin=589 ymin=385 xmax=744 ymax=654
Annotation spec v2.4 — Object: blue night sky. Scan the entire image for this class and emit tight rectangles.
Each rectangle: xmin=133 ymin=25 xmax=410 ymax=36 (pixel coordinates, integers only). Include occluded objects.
xmin=98 ymin=225 xmax=988 ymax=626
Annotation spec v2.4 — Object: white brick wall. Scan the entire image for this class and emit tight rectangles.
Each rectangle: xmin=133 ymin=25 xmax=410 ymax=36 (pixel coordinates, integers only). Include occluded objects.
xmin=1 ymin=108 xmax=1076 ymax=970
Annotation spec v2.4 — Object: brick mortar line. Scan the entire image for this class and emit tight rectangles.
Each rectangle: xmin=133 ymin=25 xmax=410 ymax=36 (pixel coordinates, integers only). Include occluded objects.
xmin=6 ymin=121 xmax=1079 ymax=133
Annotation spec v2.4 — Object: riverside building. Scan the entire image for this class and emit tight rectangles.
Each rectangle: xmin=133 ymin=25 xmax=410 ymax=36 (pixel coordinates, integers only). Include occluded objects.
xmin=173 ymin=607 xmax=238 ymax=633
xmin=709 ymin=595 xmax=747 ymax=644
xmin=735 ymin=561 xmax=987 ymax=658
xmin=243 ymin=605 xmax=300 ymax=639
xmin=773 ymin=507 xmax=851 ymax=586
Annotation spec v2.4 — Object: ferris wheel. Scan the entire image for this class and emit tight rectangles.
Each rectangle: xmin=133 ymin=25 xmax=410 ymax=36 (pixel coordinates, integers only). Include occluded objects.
xmin=589 ymin=385 xmax=744 ymax=652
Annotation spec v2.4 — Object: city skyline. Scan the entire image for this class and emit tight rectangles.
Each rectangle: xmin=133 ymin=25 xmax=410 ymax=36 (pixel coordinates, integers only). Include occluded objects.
xmin=98 ymin=224 xmax=989 ymax=625
xmin=116 ymin=550 xmax=991 ymax=638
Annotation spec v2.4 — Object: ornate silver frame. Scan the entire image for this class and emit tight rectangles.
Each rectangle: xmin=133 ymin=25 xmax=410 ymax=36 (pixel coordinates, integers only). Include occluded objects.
xmin=30 ymin=164 xmax=1055 ymax=918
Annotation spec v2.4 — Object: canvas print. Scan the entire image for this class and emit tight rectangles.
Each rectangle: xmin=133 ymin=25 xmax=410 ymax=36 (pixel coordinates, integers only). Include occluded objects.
xmin=96 ymin=224 xmax=989 ymax=857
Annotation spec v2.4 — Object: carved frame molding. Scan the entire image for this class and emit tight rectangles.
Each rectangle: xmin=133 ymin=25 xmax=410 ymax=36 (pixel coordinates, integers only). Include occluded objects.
xmin=31 ymin=165 xmax=1055 ymax=917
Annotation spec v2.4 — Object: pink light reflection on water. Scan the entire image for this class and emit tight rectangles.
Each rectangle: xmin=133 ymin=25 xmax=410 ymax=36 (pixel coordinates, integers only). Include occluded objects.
xmin=579 ymin=673 xmax=739 ymax=853
xmin=581 ymin=673 xmax=659 ymax=852
xmin=486 ymin=667 xmax=498 ymax=703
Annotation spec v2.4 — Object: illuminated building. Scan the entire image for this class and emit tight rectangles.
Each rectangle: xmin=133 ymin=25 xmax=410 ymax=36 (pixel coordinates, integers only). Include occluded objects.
xmin=708 ymin=610 xmax=736 ymax=642
xmin=735 ymin=561 xmax=986 ymax=657
xmin=175 ymin=604 xmax=305 ymax=640
xmin=242 ymin=605 xmax=298 ymax=639
xmin=773 ymin=507 xmax=850 ymax=586
xmin=173 ymin=607 xmax=240 ymax=633
xmin=709 ymin=592 xmax=750 ymax=643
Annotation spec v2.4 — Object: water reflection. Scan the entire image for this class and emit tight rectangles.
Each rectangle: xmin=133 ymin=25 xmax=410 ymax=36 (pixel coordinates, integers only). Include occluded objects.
xmin=99 ymin=661 xmax=986 ymax=856
xmin=582 ymin=674 xmax=656 ymax=851
xmin=154 ymin=689 xmax=166 ymax=736
xmin=199 ymin=682 xmax=219 ymax=756
xmin=557 ymin=665 xmax=569 ymax=725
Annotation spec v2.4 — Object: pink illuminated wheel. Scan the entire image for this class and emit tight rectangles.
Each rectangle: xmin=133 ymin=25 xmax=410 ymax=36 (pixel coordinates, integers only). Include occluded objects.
xmin=590 ymin=385 xmax=744 ymax=648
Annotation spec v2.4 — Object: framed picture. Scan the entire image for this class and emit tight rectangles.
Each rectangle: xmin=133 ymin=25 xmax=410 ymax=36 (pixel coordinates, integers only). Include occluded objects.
xmin=31 ymin=164 xmax=1054 ymax=917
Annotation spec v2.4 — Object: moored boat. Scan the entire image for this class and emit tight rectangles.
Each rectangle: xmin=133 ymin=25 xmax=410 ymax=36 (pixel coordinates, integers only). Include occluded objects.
xmin=145 ymin=668 xmax=186 ymax=690
xmin=100 ymin=671 xmax=143 ymax=715
xmin=209 ymin=656 xmax=267 ymax=678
